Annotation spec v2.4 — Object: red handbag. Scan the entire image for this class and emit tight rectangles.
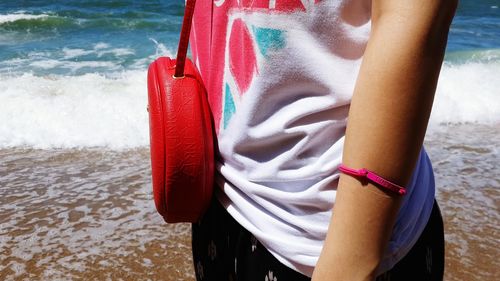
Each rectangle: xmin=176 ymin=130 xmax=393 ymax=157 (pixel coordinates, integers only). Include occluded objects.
xmin=147 ymin=0 xmax=214 ymax=223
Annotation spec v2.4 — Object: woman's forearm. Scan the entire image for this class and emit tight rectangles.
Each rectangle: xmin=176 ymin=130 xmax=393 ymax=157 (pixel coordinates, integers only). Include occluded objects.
xmin=312 ymin=1 xmax=457 ymax=280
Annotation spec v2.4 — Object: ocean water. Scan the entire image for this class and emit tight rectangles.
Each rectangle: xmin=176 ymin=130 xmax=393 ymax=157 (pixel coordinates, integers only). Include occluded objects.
xmin=0 ymin=1 xmax=498 ymax=280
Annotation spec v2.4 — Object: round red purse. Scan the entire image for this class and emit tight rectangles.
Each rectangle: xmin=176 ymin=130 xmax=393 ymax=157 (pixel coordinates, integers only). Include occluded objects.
xmin=147 ymin=0 xmax=214 ymax=223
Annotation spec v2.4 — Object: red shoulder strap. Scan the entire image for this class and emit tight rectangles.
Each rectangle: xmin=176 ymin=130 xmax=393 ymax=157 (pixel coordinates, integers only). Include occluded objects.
xmin=175 ymin=0 xmax=197 ymax=78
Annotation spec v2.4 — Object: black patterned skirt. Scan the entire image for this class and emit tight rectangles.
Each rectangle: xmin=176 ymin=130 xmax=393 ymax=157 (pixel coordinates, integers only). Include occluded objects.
xmin=192 ymin=198 xmax=444 ymax=281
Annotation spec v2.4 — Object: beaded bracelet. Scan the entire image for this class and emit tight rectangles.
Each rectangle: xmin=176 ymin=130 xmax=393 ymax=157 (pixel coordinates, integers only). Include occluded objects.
xmin=338 ymin=165 xmax=407 ymax=196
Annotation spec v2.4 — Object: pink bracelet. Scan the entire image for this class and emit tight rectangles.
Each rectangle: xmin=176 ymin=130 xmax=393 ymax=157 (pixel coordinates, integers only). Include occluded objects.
xmin=338 ymin=165 xmax=407 ymax=196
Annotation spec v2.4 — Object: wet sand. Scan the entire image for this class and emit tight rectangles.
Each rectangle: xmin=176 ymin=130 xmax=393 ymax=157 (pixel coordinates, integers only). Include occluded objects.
xmin=426 ymin=124 xmax=500 ymax=281
xmin=0 ymin=149 xmax=195 ymax=281
xmin=0 ymin=124 xmax=499 ymax=280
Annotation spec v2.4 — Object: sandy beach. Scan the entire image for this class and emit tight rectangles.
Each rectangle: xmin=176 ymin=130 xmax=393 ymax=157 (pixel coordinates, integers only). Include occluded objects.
xmin=426 ymin=124 xmax=500 ymax=281
xmin=0 ymin=124 xmax=498 ymax=281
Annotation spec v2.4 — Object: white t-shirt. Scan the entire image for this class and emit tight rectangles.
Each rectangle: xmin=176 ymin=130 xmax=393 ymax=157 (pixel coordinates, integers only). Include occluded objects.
xmin=191 ymin=0 xmax=435 ymax=277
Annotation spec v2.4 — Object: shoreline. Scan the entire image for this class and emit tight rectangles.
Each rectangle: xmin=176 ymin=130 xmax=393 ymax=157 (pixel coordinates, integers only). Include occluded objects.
xmin=1 ymin=123 xmax=499 ymax=280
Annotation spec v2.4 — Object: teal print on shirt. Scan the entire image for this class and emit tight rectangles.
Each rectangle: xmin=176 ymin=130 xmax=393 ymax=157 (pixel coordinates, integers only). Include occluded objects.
xmin=251 ymin=26 xmax=286 ymax=57
xmin=223 ymin=83 xmax=236 ymax=129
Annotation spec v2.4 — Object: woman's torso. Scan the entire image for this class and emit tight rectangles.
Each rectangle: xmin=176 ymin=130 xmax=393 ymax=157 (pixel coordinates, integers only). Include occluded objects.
xmin=190 ymin=0 xmax=435 ymax=276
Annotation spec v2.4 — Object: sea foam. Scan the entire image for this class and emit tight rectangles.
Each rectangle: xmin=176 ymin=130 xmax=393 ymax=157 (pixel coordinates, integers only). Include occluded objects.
xmin=0 ymin=71 xmax=149 ymax=149
xmin=430 ymin=61 xmax=500 ymax=125
xmin=0 ymin=13 xmax=50 ymax=24
xmin=0 ymin=60 xmax=498 ymax=149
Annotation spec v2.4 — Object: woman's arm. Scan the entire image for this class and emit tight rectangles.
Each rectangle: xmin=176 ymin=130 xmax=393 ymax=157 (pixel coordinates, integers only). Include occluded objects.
xmin=311 ymin=0 xmax=457 ymax=280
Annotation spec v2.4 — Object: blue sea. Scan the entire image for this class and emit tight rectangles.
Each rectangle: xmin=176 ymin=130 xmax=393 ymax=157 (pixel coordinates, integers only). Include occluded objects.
xmin=0 ymin=1 xmax=498 ymax=280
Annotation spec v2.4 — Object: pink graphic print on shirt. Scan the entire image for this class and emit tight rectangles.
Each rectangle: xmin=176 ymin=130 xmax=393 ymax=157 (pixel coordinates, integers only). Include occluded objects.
xmin=191 ymin=0 xmax=323 ymax=132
